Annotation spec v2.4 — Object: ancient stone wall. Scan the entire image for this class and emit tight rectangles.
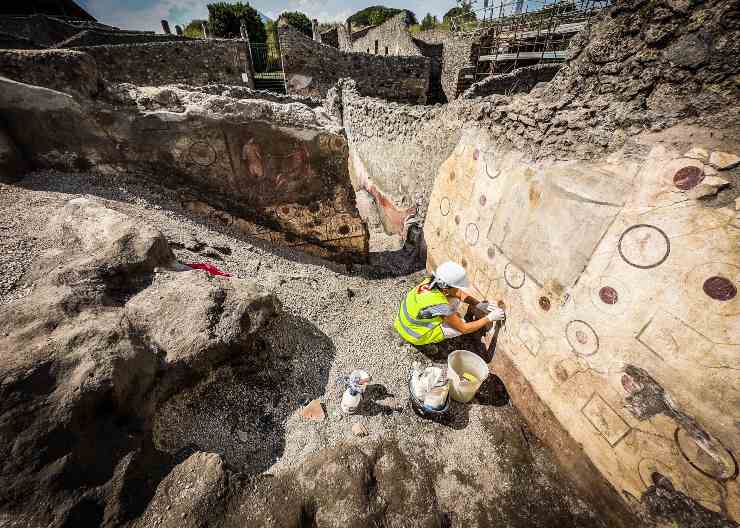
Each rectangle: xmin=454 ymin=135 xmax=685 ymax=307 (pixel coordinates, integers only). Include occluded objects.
xmin=56 ymin=30 xmax=189 ymax=48
xmin=72 ymin=40 xmax=248 ymax=86
xmin=0 ymin=49 xmax=103 ymax=98
xmin=461 ymin=62 xmax=561 ymax=99
xmin=0 ymin=73 xmax=367 ymax=262
xmin=0 ymin=14 xmax=152 ymax=48
xmin=350 ymin=12 xmax=423 ymax=57
xmin=319 ymin=27 xmax=339 ymax=48
xmin=279 ymin=22 xmax=430 ymax=104
xmin=337 ymin=80 xmax=462 ymax=234
xmin=414 ymin=30 xmax=475 ymax=101
xmin=381 ymin=0 xmax=739 ymax=524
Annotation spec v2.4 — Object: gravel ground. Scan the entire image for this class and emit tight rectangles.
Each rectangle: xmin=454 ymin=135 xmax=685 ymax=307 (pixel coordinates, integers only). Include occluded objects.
xmin=0 ymin=170 xmax=604 ymax=526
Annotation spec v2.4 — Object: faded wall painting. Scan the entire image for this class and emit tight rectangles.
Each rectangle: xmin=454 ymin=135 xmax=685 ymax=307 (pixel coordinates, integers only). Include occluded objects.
xmin=118 ymin=113 xmax=367 ymax=261
xmin=424 ymin=127 xmax=739 ymax=520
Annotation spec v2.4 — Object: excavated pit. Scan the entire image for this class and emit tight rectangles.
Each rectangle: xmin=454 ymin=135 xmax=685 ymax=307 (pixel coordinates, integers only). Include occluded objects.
xmin=1 ymin=0 xmax=739 ymax=525
xmin=0 ymin=171 xmax=605 ymax=527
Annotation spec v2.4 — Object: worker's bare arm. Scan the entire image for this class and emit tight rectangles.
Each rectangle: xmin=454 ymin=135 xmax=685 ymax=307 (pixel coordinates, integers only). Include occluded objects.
xmin=450 ymin=287 xmax=481 ymax=306
xmin=443 ymin=313 xmax=491 ymax=335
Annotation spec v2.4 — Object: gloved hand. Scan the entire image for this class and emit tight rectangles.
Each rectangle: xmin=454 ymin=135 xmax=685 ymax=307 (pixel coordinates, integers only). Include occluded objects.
xmin=476 ymin=301 xmax=492 ymax=312
xmin=486 ymin=307 xmax=506 ymax=322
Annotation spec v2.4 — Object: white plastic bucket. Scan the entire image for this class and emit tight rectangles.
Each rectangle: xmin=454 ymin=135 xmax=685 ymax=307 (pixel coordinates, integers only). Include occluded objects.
xmin=447 ymin=350 xmax=489 ymax=403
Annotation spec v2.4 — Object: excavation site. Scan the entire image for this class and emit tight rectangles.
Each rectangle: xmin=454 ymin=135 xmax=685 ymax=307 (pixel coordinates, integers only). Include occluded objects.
xmin=0 ymin=0 xmax=738 ymax=527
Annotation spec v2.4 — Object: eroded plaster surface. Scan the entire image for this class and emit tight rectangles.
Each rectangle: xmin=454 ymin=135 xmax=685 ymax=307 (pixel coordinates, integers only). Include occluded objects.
xmin=425 ymin=127 xmax=739 ymax=521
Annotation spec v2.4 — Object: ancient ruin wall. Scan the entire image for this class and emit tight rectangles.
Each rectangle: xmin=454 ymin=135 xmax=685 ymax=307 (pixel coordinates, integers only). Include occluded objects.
xmin=461 ymin=62 xmax=561 ymax=99
xmin=343 ymin=0 xmax=740 ymax=524
xmin=57 ymin=30 xmax=189 ymax=48
xmin=350 ymin=12 xmax=423 ymax=57
xmin=0 ymin=49 xmax=103 ymax=98
xmin=0 ymin=69 xmax=368 ymax=262
xmin=414 ymin=30 xmax=475 ymax=101
xmin=279 ymin=23 xmax=430 ymax=104
xmin=72 ymin=40 xmax=249 ymax=86
xmin=338 ymin=80 xmax=462 ymax=234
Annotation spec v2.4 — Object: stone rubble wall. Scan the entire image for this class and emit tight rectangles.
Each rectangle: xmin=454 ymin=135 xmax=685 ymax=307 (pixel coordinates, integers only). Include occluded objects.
xmin=279 ymin=22 xmax=430 ymax=104
xmin=461 ymin=62 xmax=561 ymax=99
xmin=56 ymin=30 xmax=190 ymax=48
xmin=350 ymin=12 xmax=423 ymax=57
xmin=337 ymin=80 xmax=461 ymax=234
xmin=0 ymin=48 xmax=103 ymax=98
xmin=72 ymin=40 xmax=249 ymax=87
xmin=0 ymin=14 xmax=156 ymax=48
xmin=414 ymin=29 xmax=476 ymax=101
xmin=319 ymin=27 xmax=339 ymax=49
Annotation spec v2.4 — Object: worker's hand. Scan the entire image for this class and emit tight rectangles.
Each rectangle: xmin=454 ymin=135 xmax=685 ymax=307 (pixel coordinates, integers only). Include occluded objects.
xmin=476 ymin=301 xmax=492 ymax=312
xmin=486 ymin=307 xmax=506 ymax=322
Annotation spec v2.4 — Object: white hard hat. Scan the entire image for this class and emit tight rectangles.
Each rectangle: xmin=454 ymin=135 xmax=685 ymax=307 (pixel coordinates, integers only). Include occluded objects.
xmin=431 ymin=261 xmax=469 ymax=289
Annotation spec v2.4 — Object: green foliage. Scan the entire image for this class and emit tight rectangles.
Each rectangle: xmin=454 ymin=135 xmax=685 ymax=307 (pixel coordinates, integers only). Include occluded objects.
xmin=443 ymin=5 xmax=477 ymax=23
xmin=279 ymin=11 xmax=312 ymax=37
xmin=183 ymin=19 xmax=207 ymax=38
xmin=206 ymin=2 xmax=266 ymax=42
xmin=420 ymin=12 xmax=438 ymax=30
xmin=265 ymin=20 xmax=279 ymax=51
xmin=347 ymin=6 xmax=417 ymax=28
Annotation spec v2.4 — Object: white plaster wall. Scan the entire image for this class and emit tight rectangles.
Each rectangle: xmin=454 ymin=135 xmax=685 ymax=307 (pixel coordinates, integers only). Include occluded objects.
xmin=424 ymin=126 xmax=740 ymax=520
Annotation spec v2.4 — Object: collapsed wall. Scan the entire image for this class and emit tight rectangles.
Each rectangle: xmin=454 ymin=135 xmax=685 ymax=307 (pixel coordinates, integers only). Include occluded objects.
xmin=342 ymin=0 xmax=740 ymax=524
xmin=0 ymin=51 xmax=368 ymax=262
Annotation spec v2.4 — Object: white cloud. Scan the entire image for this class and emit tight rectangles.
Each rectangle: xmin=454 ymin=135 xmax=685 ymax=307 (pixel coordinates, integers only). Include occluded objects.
xmin=86 ymin=0 xmax=208 ymax=32
xmin=85 ymin=0 xmax=457 ymax=33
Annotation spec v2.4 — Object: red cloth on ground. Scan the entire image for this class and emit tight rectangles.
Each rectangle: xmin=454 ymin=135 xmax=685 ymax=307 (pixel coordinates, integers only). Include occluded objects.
xmin=186 ymin=262 xmax=232 ymax=277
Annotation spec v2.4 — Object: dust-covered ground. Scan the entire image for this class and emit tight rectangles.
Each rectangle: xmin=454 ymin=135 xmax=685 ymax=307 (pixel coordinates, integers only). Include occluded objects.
xmin=0 ymin=170 xmax=605 ymax=527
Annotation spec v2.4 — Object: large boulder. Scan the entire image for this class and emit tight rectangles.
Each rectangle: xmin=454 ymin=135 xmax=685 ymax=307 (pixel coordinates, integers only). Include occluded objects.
xmin=0 ymin=198 xmax=280 ymax=527
xmin=133 ymin=452 xmax=228 ymax=528
xmin=226 ymin=441 xmax=444 ymax=528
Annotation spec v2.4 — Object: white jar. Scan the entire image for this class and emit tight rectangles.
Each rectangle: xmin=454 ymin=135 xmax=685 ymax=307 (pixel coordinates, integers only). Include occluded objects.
xmin=340 ymin=387 xmax=362 ymax=414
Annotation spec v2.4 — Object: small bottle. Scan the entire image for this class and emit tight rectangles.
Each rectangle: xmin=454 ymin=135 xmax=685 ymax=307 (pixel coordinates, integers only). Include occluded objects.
xmin=340 ymin=386 xmax=362 ymax=414
xmin=340 ymin=369 xmax=371 ymax=414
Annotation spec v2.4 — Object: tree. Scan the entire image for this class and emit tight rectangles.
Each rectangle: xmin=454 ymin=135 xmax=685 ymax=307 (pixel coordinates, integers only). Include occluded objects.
xmin=443 ymin=5 xmax=477 ymax=24
xmin=420 ymin=13 xmax=438 ymax=30
xmin=279 ymin=11 xmax=312 ymax=37
xmin=206 ymin=2 xmax=266 ymax=42
xmin=347 ymin=6 xmax=417 ymax=28
xmin=183 ymin=19 xmax=207 ymax=38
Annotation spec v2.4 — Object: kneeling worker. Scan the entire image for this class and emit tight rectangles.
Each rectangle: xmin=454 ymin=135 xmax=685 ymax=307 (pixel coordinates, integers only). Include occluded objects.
xmin=395 ymin=261 xmax=505 ymax=346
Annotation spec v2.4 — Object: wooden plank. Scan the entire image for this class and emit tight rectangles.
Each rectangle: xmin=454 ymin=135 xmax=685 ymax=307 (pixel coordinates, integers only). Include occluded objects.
xmin=478 ymin=50 xmax=567 ymax=62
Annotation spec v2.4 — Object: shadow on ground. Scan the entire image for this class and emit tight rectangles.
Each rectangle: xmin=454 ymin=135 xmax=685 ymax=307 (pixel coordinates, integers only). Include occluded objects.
xmin=152 ymin=315 xmax=336 ymax=479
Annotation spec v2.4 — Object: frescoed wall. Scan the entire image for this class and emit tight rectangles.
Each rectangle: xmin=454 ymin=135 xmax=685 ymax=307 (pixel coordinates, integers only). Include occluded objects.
xmin=424 ymin=127 xmax=739 ymax=522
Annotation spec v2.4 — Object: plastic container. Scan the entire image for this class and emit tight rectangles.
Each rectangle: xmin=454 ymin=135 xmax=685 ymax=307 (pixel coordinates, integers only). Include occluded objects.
xmin=447 ymin=350 xmax=489 ymax=403
xmin=340 ymin=369 xmax=371 ymax=414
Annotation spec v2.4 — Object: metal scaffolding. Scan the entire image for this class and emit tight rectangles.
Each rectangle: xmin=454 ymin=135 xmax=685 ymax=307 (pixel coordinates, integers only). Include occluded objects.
xmin=451 ymin=0 xmax=611 ymax=81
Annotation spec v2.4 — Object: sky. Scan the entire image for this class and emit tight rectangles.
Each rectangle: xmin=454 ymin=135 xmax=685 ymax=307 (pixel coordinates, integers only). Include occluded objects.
xmin=77 ymin=0 xmax=461 ymax=33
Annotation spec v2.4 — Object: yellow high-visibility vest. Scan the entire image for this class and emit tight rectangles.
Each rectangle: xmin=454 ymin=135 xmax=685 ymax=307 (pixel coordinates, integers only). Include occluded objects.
xmin=394 ymin=278 xmax=449 ymax=345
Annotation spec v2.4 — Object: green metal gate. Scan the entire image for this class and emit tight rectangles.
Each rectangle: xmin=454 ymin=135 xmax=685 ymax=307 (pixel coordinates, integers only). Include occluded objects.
xmin=249 ymin=41 xmax=286 ymax=93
